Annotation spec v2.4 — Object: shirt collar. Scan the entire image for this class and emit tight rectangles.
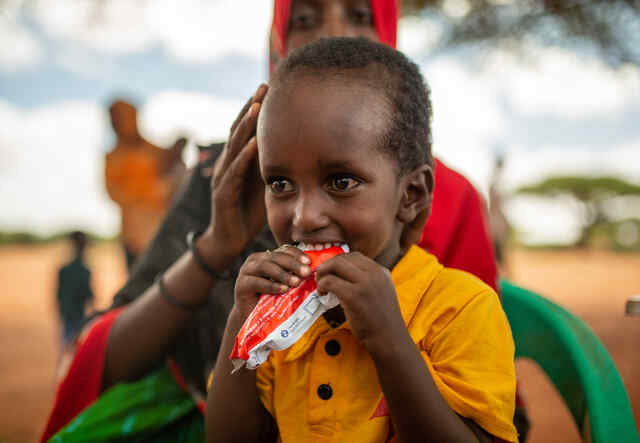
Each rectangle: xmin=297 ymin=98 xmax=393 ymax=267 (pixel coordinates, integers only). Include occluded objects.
xmin=284 ymin=246 xmax=442 ymax=363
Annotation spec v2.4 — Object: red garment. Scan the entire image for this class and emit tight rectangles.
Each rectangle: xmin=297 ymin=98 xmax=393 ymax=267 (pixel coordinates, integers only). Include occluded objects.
xmin=272 ymin=0 xmax=497 ymax=291
xmin=40 ymin=309 xmax=204 ymax=442
xmin=420 ymin=159 xmax=498 ymax=291
xmin=41 ymin=309 xmax=123 ymax=442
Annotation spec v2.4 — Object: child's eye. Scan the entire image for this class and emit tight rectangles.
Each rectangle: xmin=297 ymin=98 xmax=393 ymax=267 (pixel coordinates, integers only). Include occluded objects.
xmin=328 ymin=176 xmax=360 ymax=192
xmin=268 ymin=179 xmax=295 ymax=194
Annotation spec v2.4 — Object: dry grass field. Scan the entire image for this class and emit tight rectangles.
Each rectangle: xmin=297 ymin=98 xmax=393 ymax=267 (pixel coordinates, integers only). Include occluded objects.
xmin=0 ymin=241 xmax=638 ymax=442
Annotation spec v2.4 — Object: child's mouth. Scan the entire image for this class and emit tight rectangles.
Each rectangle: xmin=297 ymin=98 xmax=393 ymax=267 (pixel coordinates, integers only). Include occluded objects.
xmin=294 ymin=242 xmax=350 ymax=252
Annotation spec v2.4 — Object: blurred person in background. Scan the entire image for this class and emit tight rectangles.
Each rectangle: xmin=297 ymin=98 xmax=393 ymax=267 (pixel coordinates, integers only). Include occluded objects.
xmin=55 ymin=231 xmax=94 ymax=354
xmin=105 ymin=100 xmax=187 ymax=271
xmin=489 ymin=151 xmax=511 ymax=274
xmin=41 ymin=1 xmax=514 ymax=441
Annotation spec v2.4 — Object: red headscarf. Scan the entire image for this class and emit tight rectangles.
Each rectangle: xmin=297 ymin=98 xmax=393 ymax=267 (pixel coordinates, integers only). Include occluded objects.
xmin=272 ymin=0 xmax=398 ymax=57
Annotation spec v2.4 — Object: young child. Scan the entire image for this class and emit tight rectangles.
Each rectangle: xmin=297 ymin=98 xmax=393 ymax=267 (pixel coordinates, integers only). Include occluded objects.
xmin=206 ymin=38 xmax=518 ymax=443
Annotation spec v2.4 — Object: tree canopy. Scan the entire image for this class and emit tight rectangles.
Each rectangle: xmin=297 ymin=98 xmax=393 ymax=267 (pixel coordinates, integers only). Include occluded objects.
xmin=518 ymin=176 xmax=640 ymax=200
xmin=516 ymin=175 xmax=640 ymax=247
xmin=403 ymin=0 xmax=640 ymax=68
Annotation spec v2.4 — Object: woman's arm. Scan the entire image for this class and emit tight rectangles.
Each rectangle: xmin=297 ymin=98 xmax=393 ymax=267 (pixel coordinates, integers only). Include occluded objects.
xmin=103 ymin=236 xmax=227 ymax=388
xmin=103 ymin=85 xmax=270 ymax=390
xmin=205 ymin=308 xmax=273 ymax=443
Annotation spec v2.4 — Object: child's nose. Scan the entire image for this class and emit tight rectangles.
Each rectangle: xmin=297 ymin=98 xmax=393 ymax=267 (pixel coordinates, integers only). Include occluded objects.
xmin=292 ymin=192 xmax=330 ymax=234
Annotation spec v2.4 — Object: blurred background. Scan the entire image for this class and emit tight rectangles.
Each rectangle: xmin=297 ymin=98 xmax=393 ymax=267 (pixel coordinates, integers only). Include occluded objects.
xmin=0 ymin=1 xmax=638 ymax=442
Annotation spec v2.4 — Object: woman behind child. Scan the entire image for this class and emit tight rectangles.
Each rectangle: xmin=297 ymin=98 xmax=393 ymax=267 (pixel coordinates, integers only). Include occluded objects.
xmin=206 ymin=37 xmax=517 ymax=443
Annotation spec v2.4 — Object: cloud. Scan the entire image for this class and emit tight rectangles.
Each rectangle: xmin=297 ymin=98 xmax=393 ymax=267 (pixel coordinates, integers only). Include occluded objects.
xmin=0 ymin=99 xmax=118 ymax=236
xmin=30 ymin=0 xmax=272 ymax=63
xmin=147 ymin=0 xmax=272 ymax=63
xmin=397 ymin=15 xmax=442 ymax=59
xmin=31 ymin=0 xmax=156 ymax=54
xmin=0 ymin=18 xmax=44 ymax=71
xmin=484 ymin=45 xmax=640 ymax=119
xmin=139 ymin=91 xmax=244 ymax=146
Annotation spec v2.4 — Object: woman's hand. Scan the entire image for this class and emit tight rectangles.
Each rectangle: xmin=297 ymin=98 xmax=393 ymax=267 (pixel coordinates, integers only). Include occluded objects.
xmin=315 ymin=252 xmax=406 ymax=354
xmin=199 ymin=84 xmax=270 ymax=269
xmin=234 ymin=245 xmax=311 ymax=319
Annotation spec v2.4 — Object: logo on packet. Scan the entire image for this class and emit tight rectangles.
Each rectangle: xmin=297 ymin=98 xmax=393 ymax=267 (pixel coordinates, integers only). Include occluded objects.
xmin=280 ymin=330 xmax=289 ymax=338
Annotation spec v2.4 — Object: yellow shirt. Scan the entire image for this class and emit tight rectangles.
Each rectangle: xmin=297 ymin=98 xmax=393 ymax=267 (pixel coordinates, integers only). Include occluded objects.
xmin=255 ymin=245 xmax=518 ymax=442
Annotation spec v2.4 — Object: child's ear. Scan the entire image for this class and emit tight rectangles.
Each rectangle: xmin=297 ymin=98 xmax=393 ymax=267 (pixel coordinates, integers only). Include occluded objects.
xmin=398 ymin=164 xmax=434 ymax=248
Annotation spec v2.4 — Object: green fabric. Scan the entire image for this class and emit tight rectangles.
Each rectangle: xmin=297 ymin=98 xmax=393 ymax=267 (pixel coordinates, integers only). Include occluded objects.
xmin=48 ymin=367 xmax=204 ymax=443
xmin=501 ymin=279 xmax=639 ymax=443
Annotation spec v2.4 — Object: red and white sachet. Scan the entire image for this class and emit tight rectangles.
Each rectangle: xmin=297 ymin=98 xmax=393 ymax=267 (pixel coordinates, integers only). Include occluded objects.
xmin=230 ymin=244 xmax=349 ymax=371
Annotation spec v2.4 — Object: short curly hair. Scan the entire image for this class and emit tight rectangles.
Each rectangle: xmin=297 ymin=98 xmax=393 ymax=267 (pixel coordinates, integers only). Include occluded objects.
xmin=271 ymin=37 xmax=433 ymax=174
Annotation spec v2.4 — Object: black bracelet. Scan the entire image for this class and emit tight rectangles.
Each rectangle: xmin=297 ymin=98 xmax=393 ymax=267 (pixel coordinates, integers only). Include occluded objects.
xmin=155 ymin=273 xmax=204 ymax=312
xmin=186 ymin=230 xmax=233 ymax=280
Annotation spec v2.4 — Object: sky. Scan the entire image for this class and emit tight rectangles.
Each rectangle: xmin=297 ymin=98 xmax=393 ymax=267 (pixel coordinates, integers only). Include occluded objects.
xmin=1 ymin=0 xmax=639 ymax=244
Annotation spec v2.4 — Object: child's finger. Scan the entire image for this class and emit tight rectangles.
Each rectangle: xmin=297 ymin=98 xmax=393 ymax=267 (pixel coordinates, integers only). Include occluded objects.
xmin=237 ymin=274 xmax=289 ymax=297
xmin=315 ymin=273 xmax=353 ymax=301
xmin=269 ymin=249 xmax=311 ymax=279
xmin=244 ymin=252 xmax=308 ymax=287
xmin=315 ymin=253 xmax=364 ymax=283
xmin=274 ymin=244 xmax=311 ymax=265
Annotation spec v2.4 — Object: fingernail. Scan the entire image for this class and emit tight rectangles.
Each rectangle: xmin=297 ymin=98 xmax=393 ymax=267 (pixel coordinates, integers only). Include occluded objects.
xmin=256 ymin=84 xmax=267 ymax=98
xmin=300 ymin=265 xmax=310 ymax=276
xmin=280 ymin=285 xmax=289 ymax=293
xmin=299 ymin=255 xmax=310 ymax=264
xmin=290 ymin=276 xmax=300 ymax=286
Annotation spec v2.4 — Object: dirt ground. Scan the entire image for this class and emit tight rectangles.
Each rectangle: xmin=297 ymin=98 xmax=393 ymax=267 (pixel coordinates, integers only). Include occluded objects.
xmin=0 ymin=241 xmax=638 ymax=442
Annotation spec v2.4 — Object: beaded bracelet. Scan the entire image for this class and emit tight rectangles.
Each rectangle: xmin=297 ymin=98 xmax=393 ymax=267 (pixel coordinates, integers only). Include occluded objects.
xmin=155 ymin=273 xmax=204 ymax=312
xmin=186 ymin=230 xmax=233 ymax=280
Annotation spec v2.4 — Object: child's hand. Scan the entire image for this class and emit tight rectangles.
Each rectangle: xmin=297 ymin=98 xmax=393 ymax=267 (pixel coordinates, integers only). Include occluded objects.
xmin=234 ymin=245 xmax=311 ymax=319
xmin=315 ymin=252 xmax=406 ymax=354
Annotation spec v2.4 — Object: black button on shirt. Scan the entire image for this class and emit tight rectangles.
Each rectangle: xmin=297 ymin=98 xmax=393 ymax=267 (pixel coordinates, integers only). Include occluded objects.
xmin=317 ymin=384 xmax=333 ymax=400
xmin=324 ymin=339 xmax=341 ymax=356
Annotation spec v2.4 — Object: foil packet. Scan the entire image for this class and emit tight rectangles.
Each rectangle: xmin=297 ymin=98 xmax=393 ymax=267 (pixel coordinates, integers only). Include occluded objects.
xmin=230 ymin=244 xmax=349 ymax=371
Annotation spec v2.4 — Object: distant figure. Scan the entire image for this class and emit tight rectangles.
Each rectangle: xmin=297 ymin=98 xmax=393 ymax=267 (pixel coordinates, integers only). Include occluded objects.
xmin=105 ymin=100 xmax=186 ymax=270
xmin=489 ymin=153 xmax=510 ymax=272
xmin=56 ymin=231 xmax=94 ymax=349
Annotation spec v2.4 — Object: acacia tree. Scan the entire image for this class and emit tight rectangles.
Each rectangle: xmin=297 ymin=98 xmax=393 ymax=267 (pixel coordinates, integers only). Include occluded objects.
xmin=517 ymin=176 xmax=640 ymax=246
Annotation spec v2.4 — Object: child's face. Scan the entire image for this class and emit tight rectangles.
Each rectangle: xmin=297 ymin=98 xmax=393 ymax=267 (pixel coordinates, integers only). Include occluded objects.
xmin=258 ymin=78 xmax=405 ymax=269
xmin=286 ymin=0 xmax=379 ymax=55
